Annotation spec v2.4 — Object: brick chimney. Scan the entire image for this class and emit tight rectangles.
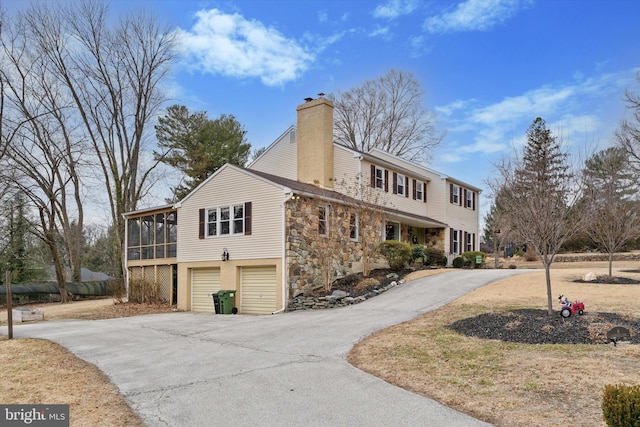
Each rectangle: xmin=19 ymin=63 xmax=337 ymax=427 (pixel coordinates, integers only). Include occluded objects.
xmin=296 ymin=97 xmax=334 ymax=188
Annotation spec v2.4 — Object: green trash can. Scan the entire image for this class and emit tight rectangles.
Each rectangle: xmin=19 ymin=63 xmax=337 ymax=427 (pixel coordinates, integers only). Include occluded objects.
xmin=217 ymin=290 xmax=236 ymax=314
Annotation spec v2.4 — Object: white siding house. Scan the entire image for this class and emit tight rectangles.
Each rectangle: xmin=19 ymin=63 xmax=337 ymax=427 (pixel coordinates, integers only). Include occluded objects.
xmin=124 ymin=96 xmax=481 ymax=314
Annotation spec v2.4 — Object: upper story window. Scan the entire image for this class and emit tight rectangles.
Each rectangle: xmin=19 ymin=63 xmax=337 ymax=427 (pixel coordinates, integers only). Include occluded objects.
xmin=415 ymin=181 xmax=424 ymax=202
xmin=207 ymin=204 xmax=245 ymax=237
xmin=318 ymin=206 xmax=328 ymax=235
xmin=451 ymin=184 xmax=460 ymax=205
xmin=375 ymin=166 xmax=385 ymax=189
xmin=199 ymin=202 xmax=251 ymax=240
xmin=396 ymin=174 xmax=406 ymax=196
xmin=370 ymin=164 xmax=389 ymax=192
xmin=465 ymin=189 xmax=474 ymax=209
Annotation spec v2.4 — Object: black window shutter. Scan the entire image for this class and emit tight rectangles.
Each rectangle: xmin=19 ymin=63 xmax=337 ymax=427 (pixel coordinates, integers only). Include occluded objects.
xmin=450 ymin=184 xmax=454 ymax=204
xmin=405 ymin=176 xmax=409 ymax=198
xmin=244 ymin=202 xmax=252 ymax=235
xmin=423 ymin=182 xmax=427 ymax=203
xmin=384 ymin=170 xmax=389 ymax=192
xmin=449 ymin=230 xmax=454 ymax=254
xmin=370 ymin=164 xmax=375 ymax=188
xmin=473 ymin=192 xmax=476 ymax=210
xmin=393 ymin=173 xmax=397 ymax=194
xmin=412 ymin=179 xmax=417 ymax=200
xmin=199 ymin=208 xmax=205 ymax=239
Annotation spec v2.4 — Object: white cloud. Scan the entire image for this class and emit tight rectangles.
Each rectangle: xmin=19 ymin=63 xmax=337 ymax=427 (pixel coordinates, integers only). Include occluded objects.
xmin=438 ymin=69 xmax=634 ymax=160
xmin=369 ymin=25 xmax=391 ymax=38
xmin=470 ymin=85 xmax=575 ymax=125
xmin=373 ymin=0 xmax=420 ymax=19
xmin=435 ymin=99 xmax=476 ymax=116
xmin=424 ymin=0 xmax=533 ymax=34
xmin=177 ymin=9 xmax=314 ymax=86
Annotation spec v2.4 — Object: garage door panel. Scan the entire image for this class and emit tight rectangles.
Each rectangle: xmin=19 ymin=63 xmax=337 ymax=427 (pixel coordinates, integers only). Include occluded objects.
xmin=192 ymin=268 xmax=221 ymax=313
xmin=241 ymin=266 xmax=277 ymax=315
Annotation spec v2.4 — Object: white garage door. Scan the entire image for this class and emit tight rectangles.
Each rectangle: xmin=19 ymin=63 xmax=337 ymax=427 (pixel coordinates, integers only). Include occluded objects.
xmin=191 ymin=268 xmax=221 ymax=313
xmin=241 ymin=266 xmax=277 ymax=314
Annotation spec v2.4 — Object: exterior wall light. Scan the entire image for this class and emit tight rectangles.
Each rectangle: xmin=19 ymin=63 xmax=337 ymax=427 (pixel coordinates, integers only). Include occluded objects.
xmin=221 ymin=248 xmax=229 ymax=261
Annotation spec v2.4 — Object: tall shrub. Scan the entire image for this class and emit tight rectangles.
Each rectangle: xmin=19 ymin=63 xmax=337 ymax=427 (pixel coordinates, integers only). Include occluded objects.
xmin=379 ymin=240 xmax=411 ymax=270
xmin=602 ymin=384 xmax=640 ymax=426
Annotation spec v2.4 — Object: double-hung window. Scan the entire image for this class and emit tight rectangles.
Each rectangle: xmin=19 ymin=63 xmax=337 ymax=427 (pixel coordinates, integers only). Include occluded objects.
xmin=375 ymin=166 xmax=385 ymax=189
xmin=396 ymin=174 xmax=406 ymax=196
xmin=452 ymin=229 xmax=459 ymax=254
xmin=415 ymin=181 xmax=424 ymax=201
xmin=465 ymin=190 xmax=474 ymax=209
xmin=451 ymin=184 xmax=460 ymax=205
xmin=207 ymin=204 xmax=244 ymax=237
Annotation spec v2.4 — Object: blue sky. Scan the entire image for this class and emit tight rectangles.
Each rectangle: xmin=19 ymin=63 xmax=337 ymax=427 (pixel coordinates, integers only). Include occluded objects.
xmin=147 ymin=0 xmax=638 ymax=208
xmin=7 ymin=0 xmax=640 ymax=222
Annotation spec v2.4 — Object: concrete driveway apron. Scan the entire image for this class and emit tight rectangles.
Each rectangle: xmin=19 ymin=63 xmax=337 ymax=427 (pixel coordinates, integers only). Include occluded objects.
xmin=4 ymin=269 xmax=527 ymax=426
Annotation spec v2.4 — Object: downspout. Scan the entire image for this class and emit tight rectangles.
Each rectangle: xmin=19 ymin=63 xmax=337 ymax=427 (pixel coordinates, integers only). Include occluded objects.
xmin=272 ymin=190 xmax=294 ymax=314
xmin=121 ymin=213 xmax=130 ymax=300
xmin=356 ymin=153 xmax=363 ymax=199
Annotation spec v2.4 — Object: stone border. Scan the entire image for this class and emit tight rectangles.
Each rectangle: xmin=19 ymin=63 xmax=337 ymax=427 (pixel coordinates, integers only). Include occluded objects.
xmin=286 ymin=279 xmax=404 ymax=311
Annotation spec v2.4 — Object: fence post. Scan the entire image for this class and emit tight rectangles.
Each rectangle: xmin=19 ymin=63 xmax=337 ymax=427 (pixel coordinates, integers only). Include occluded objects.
xmin=6 ymin=271 xmax=13 ymax=339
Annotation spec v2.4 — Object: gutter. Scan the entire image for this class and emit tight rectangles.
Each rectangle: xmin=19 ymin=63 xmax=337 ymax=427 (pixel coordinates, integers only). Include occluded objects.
xmin=272 ymin=190 xmax=294 ymax=314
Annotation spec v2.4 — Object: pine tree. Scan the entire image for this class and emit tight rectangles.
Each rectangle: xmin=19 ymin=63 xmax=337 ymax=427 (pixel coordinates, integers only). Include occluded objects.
xmin=499 ymin=118 xmax=581 ymax=315
xmin=583 ymin=147 xmax=640 ymax=275
xmin=155 ymin=105 xmax=251 ymax=201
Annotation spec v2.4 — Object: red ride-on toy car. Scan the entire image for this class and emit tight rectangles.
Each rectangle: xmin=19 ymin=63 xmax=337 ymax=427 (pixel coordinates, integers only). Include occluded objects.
xmin=558 ymin=294 xmax=585 ymax=318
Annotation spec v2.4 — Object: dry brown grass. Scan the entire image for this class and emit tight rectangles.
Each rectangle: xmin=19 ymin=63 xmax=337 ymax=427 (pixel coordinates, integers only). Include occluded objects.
xmin=0 ymin=337 xmax=146 ymax=427
xmin=1 ymin=300 xmax=170 ymax=427
xmin=2 ymin=259 xmax=639 ymax=427
xmin=350 ymin=260 xmax=640 ymax=427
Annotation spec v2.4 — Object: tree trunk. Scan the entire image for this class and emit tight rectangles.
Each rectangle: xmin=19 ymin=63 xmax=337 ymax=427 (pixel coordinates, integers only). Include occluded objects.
xmin=543 ymin=259 xmax=553 ymax=316
xmin=608 ymin=251 xmax=614 ymax=277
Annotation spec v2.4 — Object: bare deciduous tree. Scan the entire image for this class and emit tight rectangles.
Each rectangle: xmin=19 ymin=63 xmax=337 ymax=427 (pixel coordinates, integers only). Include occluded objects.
xmin=336 ymin=175 xmax=388 ymax=277
xmin=615 ymin=72 xmax=640 ymax=183
xmin=0 ymin=0 xmax=176 ymax=302
xmin=330 ymin=69 xmax=442 ymax=163
xmin=482 ymin=188 xmax=512 ymax=269
xmin=582 ymin=147 xmax=640 ymax=276
xmin=21 ymin=0 xmax=177 ymax=277
xmin=494 ymin=118 xmax=583 ymax=315
xmin=0 ymin=12 xmax=87 ymax=300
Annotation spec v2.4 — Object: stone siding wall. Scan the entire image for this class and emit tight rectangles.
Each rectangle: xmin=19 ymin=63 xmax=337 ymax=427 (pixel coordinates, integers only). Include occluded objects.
xmin=286 ymin=196 xmax=383 ymax=298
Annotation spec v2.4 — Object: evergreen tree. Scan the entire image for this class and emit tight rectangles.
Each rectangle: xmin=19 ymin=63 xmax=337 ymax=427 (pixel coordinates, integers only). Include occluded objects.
xmin=155 ymin=105 xmax=251 ymax=201
xmin=498 ymin=118 xmax=582 ymax=315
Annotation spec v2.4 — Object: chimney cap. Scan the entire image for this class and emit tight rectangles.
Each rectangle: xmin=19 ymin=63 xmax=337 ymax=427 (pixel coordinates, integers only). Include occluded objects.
xmin=318 ymin=92 xmax=325 ymax=97
xmin=304 ymin=97 xmax=313 ymax=102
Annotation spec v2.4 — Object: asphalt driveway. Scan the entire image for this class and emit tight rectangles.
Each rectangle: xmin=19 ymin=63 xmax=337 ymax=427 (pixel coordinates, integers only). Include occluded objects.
xmin=4 ymin=269 xmax=527 ymax=426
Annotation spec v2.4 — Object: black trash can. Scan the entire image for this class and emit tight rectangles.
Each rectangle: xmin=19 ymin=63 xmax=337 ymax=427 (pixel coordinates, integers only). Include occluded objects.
xmin=212 ymin=292 xmax=221 ymax=314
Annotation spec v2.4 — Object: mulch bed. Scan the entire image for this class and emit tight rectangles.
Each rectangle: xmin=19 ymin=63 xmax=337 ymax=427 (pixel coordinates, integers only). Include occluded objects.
xmin=574 ymin=275 xmax=640 ymax=285
xmin=450 ymin=309 xmax=640 ymax=344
